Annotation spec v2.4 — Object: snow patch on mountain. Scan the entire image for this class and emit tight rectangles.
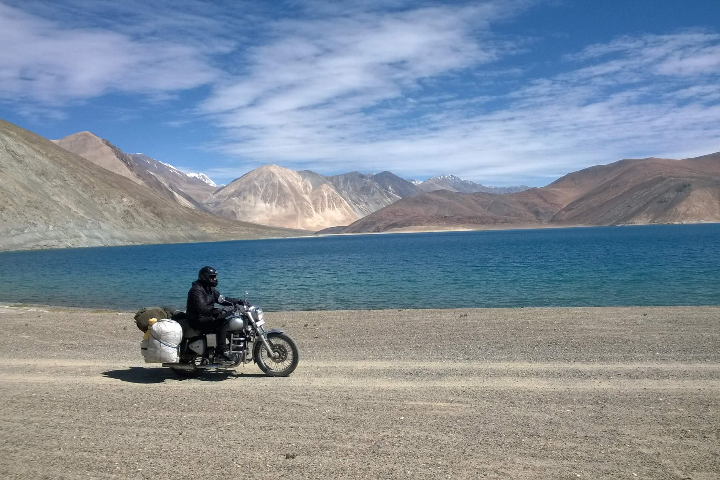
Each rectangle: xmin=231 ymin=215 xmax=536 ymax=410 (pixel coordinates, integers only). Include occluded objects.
xmin=187 ymin=173 xmax=218 ymax=187
xmin=427 ymin=174 xmax=472 ymax=183
xmin=159 ymin=161 xmax=183 ymax=175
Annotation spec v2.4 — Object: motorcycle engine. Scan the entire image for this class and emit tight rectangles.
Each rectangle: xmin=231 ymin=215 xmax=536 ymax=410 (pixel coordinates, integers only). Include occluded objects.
xmin=187 ymin=338 xmax=205 ymax=355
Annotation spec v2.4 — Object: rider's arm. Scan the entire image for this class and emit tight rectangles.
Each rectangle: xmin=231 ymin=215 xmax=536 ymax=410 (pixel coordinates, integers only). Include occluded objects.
xmin=215 ymin=289 xmax=243 ymax=306
xmin=189 ymin=286 xmax=217 ymax=317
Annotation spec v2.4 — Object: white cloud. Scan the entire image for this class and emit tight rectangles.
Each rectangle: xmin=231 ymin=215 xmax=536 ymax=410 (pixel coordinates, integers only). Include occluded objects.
xmin=202 ymin=25 xmax=720 ymax=185
xmin=2 ymin=1 xmax=720 ymax=186
xmin=0 ymin=3 xmax=221 ymax=106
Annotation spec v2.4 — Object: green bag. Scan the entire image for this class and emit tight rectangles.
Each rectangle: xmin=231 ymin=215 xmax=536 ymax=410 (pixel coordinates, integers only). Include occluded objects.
xmin=134 ymin=306 xmax=175 ymax=332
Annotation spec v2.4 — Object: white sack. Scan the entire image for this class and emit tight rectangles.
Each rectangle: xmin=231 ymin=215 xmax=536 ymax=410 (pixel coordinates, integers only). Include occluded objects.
xmin=141 ymin=319 xmax=183 ymax=364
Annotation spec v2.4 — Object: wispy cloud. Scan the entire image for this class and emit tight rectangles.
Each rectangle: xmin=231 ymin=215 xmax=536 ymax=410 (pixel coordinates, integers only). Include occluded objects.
xmin=202 ymin=24 xmax=720 ymax=184
xmin=198 ymin=3 xmax=532 ymax=175
xmin=2 ymin=1 xmax=719 ymax=185
xmin=0 ymin=2 xmax=222 ymax=106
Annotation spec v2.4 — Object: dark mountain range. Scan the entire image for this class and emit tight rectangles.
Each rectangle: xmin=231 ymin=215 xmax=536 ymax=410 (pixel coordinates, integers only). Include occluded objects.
xmin=341 ymin=153 xmax=720 ymax=233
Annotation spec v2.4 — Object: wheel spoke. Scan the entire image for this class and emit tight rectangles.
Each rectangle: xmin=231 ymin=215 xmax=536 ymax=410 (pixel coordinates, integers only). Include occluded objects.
xmin=256 ymin=334 xmax=298 ymax=376
xmin=261 ymin=338 xmax=294 ymax=371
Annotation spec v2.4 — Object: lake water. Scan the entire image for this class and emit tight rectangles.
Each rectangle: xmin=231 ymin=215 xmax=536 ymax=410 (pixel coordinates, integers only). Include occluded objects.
xmin=0 ymin=224 xmax=718 ymax=311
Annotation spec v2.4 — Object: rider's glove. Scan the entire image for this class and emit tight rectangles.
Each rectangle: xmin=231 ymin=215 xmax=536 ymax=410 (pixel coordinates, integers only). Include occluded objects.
xmin=221 ymin=305 xmax=234 ymax=315
xmin=237 ymin=299 xmax=250 ymax=307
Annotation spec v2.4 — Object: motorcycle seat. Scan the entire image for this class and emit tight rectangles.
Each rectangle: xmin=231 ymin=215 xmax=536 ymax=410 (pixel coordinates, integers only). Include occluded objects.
xmin=170 ymin=312 xmax=202 ymax=338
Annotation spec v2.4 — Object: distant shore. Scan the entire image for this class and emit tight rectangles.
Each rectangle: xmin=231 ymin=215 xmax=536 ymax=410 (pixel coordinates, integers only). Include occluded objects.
xmin=318 ymin=220 xmax=720 ymax=236
xmin=4 ymin=220 xmax=720 ymax=253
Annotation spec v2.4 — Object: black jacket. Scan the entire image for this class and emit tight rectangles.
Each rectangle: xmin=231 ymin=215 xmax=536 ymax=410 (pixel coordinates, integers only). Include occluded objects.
xmin=186 ymin=281 xmax=239 ymax=321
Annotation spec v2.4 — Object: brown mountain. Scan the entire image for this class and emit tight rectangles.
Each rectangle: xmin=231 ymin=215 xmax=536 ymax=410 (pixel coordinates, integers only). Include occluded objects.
xmin=547 ymin=154 xmax=720 ymax=225
xmin=341 ymin=153 xmax=720 ymax=233
xmin=342 ymin=188 xmax=560 ymax=233
xmin=53 ymin=132 xmax=216 ymax=209
xmin=206 ymin=166 xmax=421 ymax=230
xmin=205 ymin=165 xmax=359 ymax=230
xmin=0 ymin=120 xmax=302 ymax=251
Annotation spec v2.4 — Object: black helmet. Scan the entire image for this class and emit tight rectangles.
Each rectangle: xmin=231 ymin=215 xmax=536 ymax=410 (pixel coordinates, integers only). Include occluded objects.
xmin=198 ymin=266 xmax=218 ymax=287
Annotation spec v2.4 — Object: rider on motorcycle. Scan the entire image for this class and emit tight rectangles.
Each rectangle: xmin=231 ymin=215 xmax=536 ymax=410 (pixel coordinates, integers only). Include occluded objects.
xmin=186 ymin=266 xmax=248 ymax=363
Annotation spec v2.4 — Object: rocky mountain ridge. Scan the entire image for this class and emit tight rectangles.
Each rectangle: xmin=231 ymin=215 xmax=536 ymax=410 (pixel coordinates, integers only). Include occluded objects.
xmin=54 ymin=132 xmax=219 ymax=210
xmin=416 ymin=175 xmax=529 ymax=194
xmin=204 ymin=167 xmax=431 ymax=230
xmin=38 ymin=126 xmax=720 ymax=237
xmin=341 ymin=153 xmax=720 ymax=233
xmin=205 ymin=165 xmax=360 ymax=231
xmin=0 ymin=120 xmax=302 ymax=251
xmin=52 ymin=130 xmax=529 ymax=231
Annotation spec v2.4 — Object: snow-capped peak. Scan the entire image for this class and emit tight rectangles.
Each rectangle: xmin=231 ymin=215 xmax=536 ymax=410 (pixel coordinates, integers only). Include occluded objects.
xmin=158 ymin=161 xmax=182 ymax=174
xmin=187 ymin=172 xmax=218 ymax=187
xmin=425 ymin=174 xmax=476 ymax=184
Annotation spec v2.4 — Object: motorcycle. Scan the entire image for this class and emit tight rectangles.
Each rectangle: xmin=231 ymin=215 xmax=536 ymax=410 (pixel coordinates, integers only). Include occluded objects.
xmin=165 ymin=303 xmax=299 ymax=378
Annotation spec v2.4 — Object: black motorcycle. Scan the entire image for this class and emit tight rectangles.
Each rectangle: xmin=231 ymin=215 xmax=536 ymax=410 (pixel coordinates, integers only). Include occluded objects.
xmin=166 ymin=303 xmax=299 ymax=377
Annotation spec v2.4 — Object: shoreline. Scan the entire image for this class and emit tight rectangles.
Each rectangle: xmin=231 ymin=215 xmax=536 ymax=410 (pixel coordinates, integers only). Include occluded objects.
xmin=3 ymin=220 xmax=720 ymax=253
xmin=3 ymin=302 xmax=720 ymax=314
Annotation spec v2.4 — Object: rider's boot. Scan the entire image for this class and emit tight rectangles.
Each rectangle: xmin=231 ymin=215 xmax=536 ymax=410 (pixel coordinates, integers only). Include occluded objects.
xmin=217 ymin=348 xmax=238 ymax=364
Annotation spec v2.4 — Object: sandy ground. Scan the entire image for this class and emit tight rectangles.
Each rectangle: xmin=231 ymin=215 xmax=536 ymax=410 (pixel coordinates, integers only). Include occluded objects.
xmin=0 ymin=305 xmax=718 ymax=479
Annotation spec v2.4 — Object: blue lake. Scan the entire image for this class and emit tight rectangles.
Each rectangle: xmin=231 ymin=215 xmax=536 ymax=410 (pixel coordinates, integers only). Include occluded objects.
xmin=0 ymin=224 xmax=718 ymax=311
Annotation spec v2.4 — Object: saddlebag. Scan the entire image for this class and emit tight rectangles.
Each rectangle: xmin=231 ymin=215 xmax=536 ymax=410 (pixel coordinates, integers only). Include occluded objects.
xmin=141 ymin=319 xmax=182 ymax=363
xmin=134 ymin=306 xmax=176 ymax=332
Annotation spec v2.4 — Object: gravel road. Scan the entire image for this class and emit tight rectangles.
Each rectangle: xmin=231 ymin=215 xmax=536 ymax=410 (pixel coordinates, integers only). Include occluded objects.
xmin=0 ymin=305 xmax=718 ymax=479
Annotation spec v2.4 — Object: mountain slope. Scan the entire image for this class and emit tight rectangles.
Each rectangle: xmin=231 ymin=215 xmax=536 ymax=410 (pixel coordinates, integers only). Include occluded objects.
xmin=342 ymin=188 xmax=558 ymax=233
xmin=129 ymin=153 xmax=217 ymax=204
xmin=325 ymin=171 xmax=419 ymax=217
xmin=341 ymin=154 xmax=720 ymax=233
xmin=0 ymin=120 xmax=302 ymax=251
xmin=417 ymin=175 xmax=529 ymax=194
xmin=205 ymin=165 xmax=360 ymax=230
xmin=54 ymin=132 xmax=216 ymax=209
xmin=206 ymin=167 xmax=423 ymax=230
xmin=548 ymin=154 xmax=720 ymax=225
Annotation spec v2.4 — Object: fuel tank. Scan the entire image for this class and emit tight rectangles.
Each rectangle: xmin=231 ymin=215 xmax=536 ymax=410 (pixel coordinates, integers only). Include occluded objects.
xmin=226 ymin=316 xmax=246 ymax=332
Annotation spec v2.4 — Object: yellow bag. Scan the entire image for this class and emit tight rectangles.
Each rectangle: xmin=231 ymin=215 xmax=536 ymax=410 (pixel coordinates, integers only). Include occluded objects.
xmin=142 ymin=318 xmax=158 ymax=340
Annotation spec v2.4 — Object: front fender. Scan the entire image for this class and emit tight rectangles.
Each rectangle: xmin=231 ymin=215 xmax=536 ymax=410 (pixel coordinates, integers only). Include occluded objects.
xmin=252 ymin=328 xmax=285 ymax=364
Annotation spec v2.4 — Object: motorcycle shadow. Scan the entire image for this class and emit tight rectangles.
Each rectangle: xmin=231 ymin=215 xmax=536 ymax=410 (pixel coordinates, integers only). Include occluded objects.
xmin=102 ymin=367 xmax=266 ymax=384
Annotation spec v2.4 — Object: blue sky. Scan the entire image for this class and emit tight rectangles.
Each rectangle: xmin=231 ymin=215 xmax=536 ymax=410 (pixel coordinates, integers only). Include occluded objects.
xmin=1 ymin=0 xmax=719 ymax=186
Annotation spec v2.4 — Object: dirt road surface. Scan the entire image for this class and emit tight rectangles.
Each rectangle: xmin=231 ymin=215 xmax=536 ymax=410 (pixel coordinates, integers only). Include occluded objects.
xmin=0 ymin=305 xmax=718 ymax=479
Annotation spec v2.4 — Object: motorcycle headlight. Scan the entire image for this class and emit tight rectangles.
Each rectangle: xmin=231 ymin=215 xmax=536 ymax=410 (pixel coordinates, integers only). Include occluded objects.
xmin=255 ymin=308 xmax=264 ymax=322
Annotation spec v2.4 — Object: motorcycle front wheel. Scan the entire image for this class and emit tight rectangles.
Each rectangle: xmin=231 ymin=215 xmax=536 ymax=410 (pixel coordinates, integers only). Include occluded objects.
xmin=255 ymin=333 xmax=299 ymax=377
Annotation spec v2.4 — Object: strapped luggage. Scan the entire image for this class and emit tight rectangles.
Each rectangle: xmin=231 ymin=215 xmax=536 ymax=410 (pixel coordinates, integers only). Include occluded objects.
xmin=140 ymin=319 xmax=183 ymax=364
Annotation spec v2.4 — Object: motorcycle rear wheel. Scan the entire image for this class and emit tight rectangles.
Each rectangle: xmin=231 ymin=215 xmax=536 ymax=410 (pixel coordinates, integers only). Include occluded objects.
xmin=255 ymin=333 xmax=299 ymax=377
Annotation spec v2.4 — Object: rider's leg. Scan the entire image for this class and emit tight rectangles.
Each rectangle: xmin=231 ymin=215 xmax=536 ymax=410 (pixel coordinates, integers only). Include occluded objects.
xmin=192 ymin=316 xmax=236 ymax=362
xmin=212 ymin=316 xmax=236 ymax=362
